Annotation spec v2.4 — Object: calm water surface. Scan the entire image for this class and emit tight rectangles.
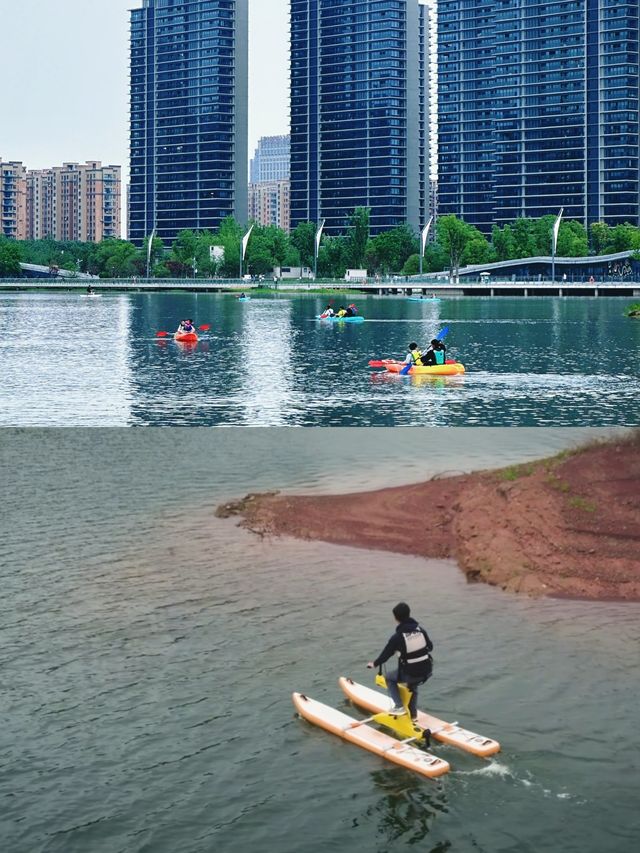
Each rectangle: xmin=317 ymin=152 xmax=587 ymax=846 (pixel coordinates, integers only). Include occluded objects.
xmin=0 ymin=293 xmax=637 ymax=426
xmin=1 ymin=429 xmax=638 ymax=853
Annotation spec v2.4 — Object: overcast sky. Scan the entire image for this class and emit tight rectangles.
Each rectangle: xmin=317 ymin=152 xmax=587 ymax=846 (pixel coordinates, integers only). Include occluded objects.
xmin=0 ymin=0 xmax=290 ymax=172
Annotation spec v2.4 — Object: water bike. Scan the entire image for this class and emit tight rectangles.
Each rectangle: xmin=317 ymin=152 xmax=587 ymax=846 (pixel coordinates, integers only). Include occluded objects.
xmin=317 ymin=314 xmax=365 ymax=323
xmin=293 ymin=671 xmax=499 ymax=780
xmin=369 ymin=358 xmax=465 ymax=376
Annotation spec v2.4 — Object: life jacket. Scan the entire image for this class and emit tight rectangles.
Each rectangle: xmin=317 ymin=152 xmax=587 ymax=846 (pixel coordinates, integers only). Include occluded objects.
xmin=411 ymin=349 xmax=423 ymax=366
xmin=336 ymin=309 xmax=347 ymax=318
xmin=399 ymin=625 xmax=433 ymax=680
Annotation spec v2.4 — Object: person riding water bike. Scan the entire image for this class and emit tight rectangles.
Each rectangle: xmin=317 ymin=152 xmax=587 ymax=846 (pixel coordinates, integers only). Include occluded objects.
xmin=367 ymin=601 xmax=434 ymax=721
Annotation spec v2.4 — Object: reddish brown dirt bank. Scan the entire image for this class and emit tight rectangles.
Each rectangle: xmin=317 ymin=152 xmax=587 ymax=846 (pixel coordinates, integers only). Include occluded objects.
xmin=217 ymin=435 xmax=640 ymax=601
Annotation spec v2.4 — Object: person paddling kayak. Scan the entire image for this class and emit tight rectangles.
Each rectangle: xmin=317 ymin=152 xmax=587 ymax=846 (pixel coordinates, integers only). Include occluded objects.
xmin=367 ymin=601 xmax=434 ymax=721
xmin=176 ymin=318 xmax=196 ymax=335
xmin=423 ymin=338 xmax=447 ymax=366
xmin=404 ymin=343 xmax=424 ymax=367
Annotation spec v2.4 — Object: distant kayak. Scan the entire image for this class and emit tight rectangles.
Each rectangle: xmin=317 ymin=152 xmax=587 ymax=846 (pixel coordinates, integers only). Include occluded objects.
xmin=238 ymin=297 xmax=251 ymax=302
xmin=408 ymin=296 xmax=440 ymax=302
xmin=370 ymin=359 xmax=465 ymax=376
xmin=174 ymin=332 xmax=198 ymax=343
xmin=317 ymin=314 xmax=365 ymax=323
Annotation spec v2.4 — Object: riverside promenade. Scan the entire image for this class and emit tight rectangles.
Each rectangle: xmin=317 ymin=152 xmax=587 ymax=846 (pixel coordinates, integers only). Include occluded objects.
xmin=1 ymin=278 xmax=638 ymax=297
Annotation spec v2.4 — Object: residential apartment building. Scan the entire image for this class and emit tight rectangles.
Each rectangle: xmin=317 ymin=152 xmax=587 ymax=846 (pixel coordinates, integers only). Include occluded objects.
xmin=1 ymin=159 xmax=120 ymax=241
xmin=0 ymin=159 xmax=27 ymax=240
xmin=248 ymin=180 xmax=291 ymax=232
xmin=438 ymin=0 xmax=640 ymax=232
xmin=25 ymin=162 xmax=121 ymax=242
xmin=290 ymin=0 xmax=431 ymax=235
xmin=129 ymin=0 xmax=249 ymax=245
xmin=248 ymin=135 xmax=291 ymax=231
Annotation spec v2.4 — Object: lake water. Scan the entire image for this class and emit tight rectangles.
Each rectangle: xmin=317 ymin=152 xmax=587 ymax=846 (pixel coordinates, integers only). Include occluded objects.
xmin=0 ymin=293 xmax=637 ymax=426
xmin=1 ymin=428 xmax=638 ymax=853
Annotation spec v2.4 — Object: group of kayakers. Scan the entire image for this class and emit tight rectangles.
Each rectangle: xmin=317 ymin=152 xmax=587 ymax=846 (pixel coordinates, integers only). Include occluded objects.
xmin=169 ymin=303 xmax=452 ymax=370
xmin=321 ymin=303 xmax=358 ymax=319
xmin=405 ymin=339 xmax=447 ymax=367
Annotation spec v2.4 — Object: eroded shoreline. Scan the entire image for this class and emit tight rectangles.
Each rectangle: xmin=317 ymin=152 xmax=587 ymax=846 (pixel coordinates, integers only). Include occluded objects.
xmin=217 ymin=435 xmax=640 ymax=601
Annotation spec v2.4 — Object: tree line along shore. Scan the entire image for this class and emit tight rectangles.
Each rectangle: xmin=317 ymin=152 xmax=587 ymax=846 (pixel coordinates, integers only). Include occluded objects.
xmin=3 ymin=210 xmax=640 ymax=280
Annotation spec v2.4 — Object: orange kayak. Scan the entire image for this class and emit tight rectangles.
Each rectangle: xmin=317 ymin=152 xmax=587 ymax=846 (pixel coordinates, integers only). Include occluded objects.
xmin=174 ymin=332 xmax=198 ymax=343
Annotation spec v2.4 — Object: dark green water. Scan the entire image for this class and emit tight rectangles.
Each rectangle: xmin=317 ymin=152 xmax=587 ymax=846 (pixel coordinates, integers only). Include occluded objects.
xmin=1 ymin=429 xmax=638 ymax=853
xmin=0 ymin=294 xmax=637 ymax=426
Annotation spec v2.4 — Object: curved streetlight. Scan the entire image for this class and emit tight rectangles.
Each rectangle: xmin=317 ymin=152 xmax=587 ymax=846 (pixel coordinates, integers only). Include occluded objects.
xmin=420 ymin=216 xmax=434 ymax=277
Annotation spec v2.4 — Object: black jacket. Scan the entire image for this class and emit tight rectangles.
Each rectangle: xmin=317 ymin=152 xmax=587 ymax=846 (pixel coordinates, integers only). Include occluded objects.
xmin=373 ymin=618 xmax=433 ymax=678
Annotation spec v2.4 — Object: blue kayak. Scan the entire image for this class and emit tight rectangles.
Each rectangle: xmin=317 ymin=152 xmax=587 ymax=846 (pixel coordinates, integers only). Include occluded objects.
xmin=238 ymin=297 xmax=251 ymax=302
xmin=408 ymin=296 xmax=440 ymax=302
xmin=316 ymin=314 xmax=365 ymax=323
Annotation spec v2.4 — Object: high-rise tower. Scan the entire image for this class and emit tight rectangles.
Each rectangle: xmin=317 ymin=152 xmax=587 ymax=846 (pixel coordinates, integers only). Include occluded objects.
xmin=290 ymin=0 xmax=430 ymax=235
xmin=129 ymin=0 xmax=248 ymax=245
xmin=438 ymin=0 xmax=640 ymax=232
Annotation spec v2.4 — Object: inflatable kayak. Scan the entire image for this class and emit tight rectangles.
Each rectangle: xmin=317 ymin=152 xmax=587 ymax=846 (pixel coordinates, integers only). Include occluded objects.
xmin=370 ymin=359 xmax=465 ymax=376
xmin=317 ymin=314 xmax=365 ymax=323
xmin=174 ymin=332 xmax=198 ymax=343
xmin=292 ymin=692 xmax=450 ymax=779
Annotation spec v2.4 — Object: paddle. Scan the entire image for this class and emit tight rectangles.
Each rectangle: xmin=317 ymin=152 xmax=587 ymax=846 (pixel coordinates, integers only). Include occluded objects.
xmin=155 ymin=324 xmax=210 ymax=338
xmin=400 ymin=326 xmax=450 ymax=375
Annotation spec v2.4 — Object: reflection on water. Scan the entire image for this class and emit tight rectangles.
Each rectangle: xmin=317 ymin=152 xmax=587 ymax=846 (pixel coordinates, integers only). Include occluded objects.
xmin=0 ymin=293 xmax=637 ymax=426
xmin=241 ymin=299 xmax=294 ymax=425
xmin=0 ymin=295 xmax=134 ymax=425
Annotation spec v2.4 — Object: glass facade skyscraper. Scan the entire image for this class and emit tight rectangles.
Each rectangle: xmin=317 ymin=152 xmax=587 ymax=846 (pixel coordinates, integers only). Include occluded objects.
xmin=129 ymin=0 xmax=248 ymax=246
xmin=290 ymin=0 xmax=430 ymax=235
xmin=250 ymin=135 xmax=291 ymax=184
xmin=438 ymin=0 xmax=640 ymax=233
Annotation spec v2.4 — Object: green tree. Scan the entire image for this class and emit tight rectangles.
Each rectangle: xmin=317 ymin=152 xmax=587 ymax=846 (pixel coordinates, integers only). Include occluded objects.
xmin=345 ymin=207 xmax=370 ymax=268
xmin=318 ymin=235 xmax=348 ymax=278
xmin=423 ymin=242 xmax=449 ymax=273
xmin=0 ymin=237 xmax=22 ymax=276
xmin=290 ymin=221 xmax=317 ymax=269
xmin=462 ymin=237 xmax=496 ymax=266
xmin=589 ymin=222 xmax=611 ymax=255
xmin=437 ymin=215 xmax=477 ymax=280
xmin=94 ymin=239 xmax=140 ymax=278
xmin=368 ymin=225 xmax=418 ymax=273
xmin=609 ymin=223 xmax=640 ymax=252
xmin=402 ymin=253 xmax=420 ymax=275
xmin=212 ymin=217 xmax=243 ymax=276
xmin=556 ymin=221 xmax=588 ymax=257
xmin=511 ymin=218 xmax=537 ymax=258
xmin=492 ymin=224 xmax=516 ymax=261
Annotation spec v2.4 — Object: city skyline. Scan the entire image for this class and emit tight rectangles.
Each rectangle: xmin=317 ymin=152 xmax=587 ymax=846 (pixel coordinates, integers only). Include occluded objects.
xmin=1 ymin=0 xmax=290 ymax=229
